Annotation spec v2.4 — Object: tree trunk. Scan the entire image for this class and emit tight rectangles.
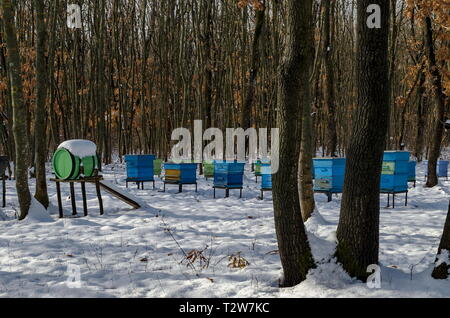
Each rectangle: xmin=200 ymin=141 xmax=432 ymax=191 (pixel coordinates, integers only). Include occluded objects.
xmin=299 ymin=98 xmax=315 ymax=222
xmin=424 ymin=16 xmax=446 ymax=188
xmin=96 ymin=0 xmax=107 ymax=165
xmin=272 ymin=0 xmax=315 ymax=287
xmin=336 ymin=0 xmax=390 ymax=280
xmin=414 ymin=67 xmax=427 ymax=161
xmin=241 ymin=3 xmax=265 ymax=130
xmin=322 ymin=0 xmax=337 ymax=157
xmin=432 ymin=201 xmax=450 ymax=279
xmin=34 ymin=0 xmax=49 ymax=208
xmin=203 ymin=0 xmax=213 ymax=130
xmin=2 ymin=0 xmax=32 ymax=220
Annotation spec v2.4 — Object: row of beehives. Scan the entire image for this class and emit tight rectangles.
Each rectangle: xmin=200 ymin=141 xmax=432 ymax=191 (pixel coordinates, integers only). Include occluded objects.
xmin=50 ymin=145 xmax=272 ymax=196
xmin=51 ymin=145 xmax=447 ymax=200
xmin=313 ymin=151 xmax=449 ymax=194
xmin=124 ymin=155 xmax=273 ymax=193
xmin=124 ymin=152 xmax=442 ymax=197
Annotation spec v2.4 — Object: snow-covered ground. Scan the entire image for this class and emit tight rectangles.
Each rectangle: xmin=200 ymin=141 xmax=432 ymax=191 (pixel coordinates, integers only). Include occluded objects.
xmin=0 ymin=162 xmax=448 ymax=297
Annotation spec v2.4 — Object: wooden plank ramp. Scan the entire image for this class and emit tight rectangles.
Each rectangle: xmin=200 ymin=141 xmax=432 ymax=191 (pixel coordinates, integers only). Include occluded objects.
xmin=98 ymin=181 xmax=141 ymax=209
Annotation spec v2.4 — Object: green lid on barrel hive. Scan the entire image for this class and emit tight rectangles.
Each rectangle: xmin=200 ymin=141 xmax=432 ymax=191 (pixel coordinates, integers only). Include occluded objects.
xmin=52 ymin=148 xmax=78 ymax=180
xmin=81 ymin=155 xmax=98 ymax=177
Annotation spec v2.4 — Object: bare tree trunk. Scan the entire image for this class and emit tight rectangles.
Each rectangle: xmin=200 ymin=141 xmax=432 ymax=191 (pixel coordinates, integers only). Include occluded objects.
xmin=414 ymin=67 xmax=427 ymax=161
xmin=34 ymin=0 xmax=49 ymax=208
xmin=1 ymin=0 xmax=31 ymax=220
xmin=432 ymin=201 xmax=450 ymax=279
xmin=299 ymin=99 xmax=315 ymax=221
xmin=273 ymin=0 xmax=315 ymax=288
xmin=96 ymin=0 xmax=107 ymax=165
xmin=322 ymin=0 xmax=337 ymax=156
xmin=241 ymin=2 xmax=265 ymax=130
xmin=203 ymin=0 xmax=213 ymax=130
xmin=336 ymin=0 xmax=390 ymax=280
xmin=424 ymin=16 xmax=446 ymax=188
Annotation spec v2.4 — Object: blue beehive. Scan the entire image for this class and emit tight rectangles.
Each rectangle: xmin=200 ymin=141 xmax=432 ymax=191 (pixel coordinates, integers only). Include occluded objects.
xmin=261 ymin=163 xmax=272 ymax=189
xmin=424 ymin=160 xmax=449 ymax=178
xmin=214 ymin=161 xmax=245 ymax=188
xmin=164 ymin=163 xmax=197 ymax=184
xmin=125 ymin=155 xmax=155 ymax=181
xmin=438 ymin=161 xmax=449 ymax=178
xmin=408 ymin=161 xmax=416 ymax=182
xmin=313 ymin=158 xmax=346 ymax=193
xmin=380 ymin=151 xmax=409 ymax=192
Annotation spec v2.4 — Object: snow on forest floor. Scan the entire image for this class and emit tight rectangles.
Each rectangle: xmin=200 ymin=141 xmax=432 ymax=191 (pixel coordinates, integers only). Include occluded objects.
xmin=0 ymin=162 xmax=449 ymax=298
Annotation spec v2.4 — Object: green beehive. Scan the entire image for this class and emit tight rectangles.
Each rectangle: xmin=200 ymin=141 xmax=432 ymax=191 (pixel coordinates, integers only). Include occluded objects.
xmin=255 ymin=160 xmax=262 ymax=176
xmin=52 ymin=140 xmax=99 ymax=180
xmin=153 ymin=159 xmax=163 ymax=177
xmin=203 ymin=161 xmax=214 ymax=179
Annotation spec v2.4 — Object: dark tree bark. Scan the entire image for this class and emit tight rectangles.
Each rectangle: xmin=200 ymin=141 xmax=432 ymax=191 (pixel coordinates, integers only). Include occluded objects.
xmin=34 ymin=0 xmax=49 ymax=208
xmin=299 ymin=98 xmax=315 ymax=222
xmin=432 ymin=201 xmax=450 ymax=279
xmin=322 ymin=0 xmax=337 ymax=157
xmin=203 ymin=0 xmax=213 ymax=129
xmin=1 ymin=0 xmax=32 ymax=219
xmin=424 ymin=16 xmax=447 ymax=188
xmin=414 ymin=67 xmax=427 ymax=162
xmin=95 ymin=0 xmax=107 ymax=165
xmin=336 ymin=0 xmax=390 ymax=280
xmin=47 ymin=0 xmax=59 ymax=151
xmin=241 ymin=2 xmax=265 ymax=130
xmin=272 ymin=0 xmax=315 ymax=287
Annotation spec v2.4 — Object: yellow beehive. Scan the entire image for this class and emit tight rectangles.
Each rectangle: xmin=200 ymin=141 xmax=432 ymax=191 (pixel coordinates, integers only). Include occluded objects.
xmin=165 ymin=169 xmax=181 ymax=181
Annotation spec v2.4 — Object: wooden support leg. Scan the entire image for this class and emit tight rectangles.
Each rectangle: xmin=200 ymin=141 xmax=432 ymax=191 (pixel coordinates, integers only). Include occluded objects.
xmin=126 ymin=181 xmax=128 ymax=188
xmin=393 ymin=193 xmax=395 ymax=209
xmin=213 ymin=187 xmax=216 ymax=198
xmin=2 ymin=175 xmax=5 ymax=208
xmin=327 ymin=192 xmax=332 ymax=202
xmin=405 ymin=191 xmax=408 ymax=206
xmin=179 ymin=184 xmax=182 ymax=193
xmin=69 ymin=182 xmax=77 ymax=216
xmin=81 ymin=181 xmax=88 ymax=217
xmin=142 ymin=182 xmax=144 ymax=190
xmin=260 ymin=190 xmax=263 ymax=200
xmin=96 ymin=181 xmax=104 ymax=215
xmin=56 ymin=181 xmax=63 ymax=218
xmin=163 ymin=182 xmax=166 ymax=192
xmin=195 ymin=183 xmax=198 ymax=192
xmin=153 ymin=180 xmax=155 ymax=189
xmin=387 ymin=193 xmax=390 ymax=208
xmin=225 ymin=188 xmax=229 ymax=198
xmin=240 ymin=188 xmax=242 ymax=199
